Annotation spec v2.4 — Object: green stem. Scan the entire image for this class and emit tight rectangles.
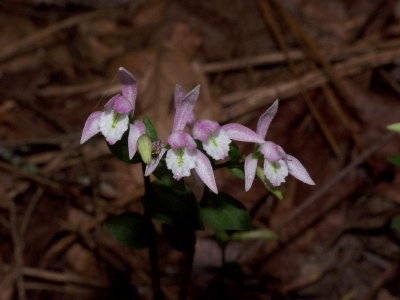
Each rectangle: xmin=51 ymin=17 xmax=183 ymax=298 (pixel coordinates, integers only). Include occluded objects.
xmin=178 ymin=231 xmax=196 ymax=300
xmin=142 ymin=163 xmax=163 ymax=300
xmin=178 ymin=187 xmax=210 ymax=300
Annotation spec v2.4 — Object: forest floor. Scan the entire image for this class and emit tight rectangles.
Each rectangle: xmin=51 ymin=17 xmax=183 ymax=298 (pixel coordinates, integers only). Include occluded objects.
xmin=0 ymin=0 xmax=400 ymax=299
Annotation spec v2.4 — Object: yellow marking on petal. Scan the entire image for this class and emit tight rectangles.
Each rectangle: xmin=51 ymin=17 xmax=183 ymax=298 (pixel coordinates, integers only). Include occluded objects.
xmin=271 ymin=161 xmax=278 ymax=174
xmin=209 ymin=136 xmax=218 ymax=147
xmin=178 ymin=148 xmax=185 ymax=167
xmin=112 ymin=112 xmax=119 ymax=129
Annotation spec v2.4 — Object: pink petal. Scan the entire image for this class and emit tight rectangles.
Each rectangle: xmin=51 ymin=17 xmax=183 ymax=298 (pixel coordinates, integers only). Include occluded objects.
xmin=81 ymin=111 xmax=101 ymax=144
xmin=173 ymin=85 xmax=200 ymax=131
xmin=128 ymin=120 xmax=146 ymax=159
xmin=145 ymin=147 xmax=167 ymax=176
xmin=104 ymin=94 xmax=119 ymax=110
xmin=257 ymin=100 xmax=279 ymax=140
xmin=168 ymin=130 xmax=197 ymax=150
xmin=221 ymin=123 xmax=264 ymax=143
xmin=118 ymin=67 xmax=137 ymax=110
xmin=113 ymin=95 xmax=134 ymax=114
xmin=193 ymin=120 xmax=220 ymax=141
xmin=174 ymin=84 xmax=186 ymax=106
xmin=244 ymin=154 xmax=258 ymax=191
xmin=259 ymin=141 xmax=285 ymax=162
xmin=286 ymin=154 xmax=315 ymax=185
xmin=174 ymin=85 xmax=196 ymax=128
xmin=194 ymin=150 xmax=218 ymax=194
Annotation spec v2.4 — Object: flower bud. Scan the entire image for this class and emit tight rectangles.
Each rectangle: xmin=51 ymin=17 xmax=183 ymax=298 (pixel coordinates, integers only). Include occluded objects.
xmin=137 ymin=135 xmax=152 ymax=164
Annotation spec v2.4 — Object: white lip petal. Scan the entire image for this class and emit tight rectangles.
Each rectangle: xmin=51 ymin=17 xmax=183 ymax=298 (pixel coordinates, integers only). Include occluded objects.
xmin=263 ymin=159 xmax=288 ymax=187
xmin=202 ymin=129 xmax=231 ymax=160
xmin=99 ymin=110 xmax=129 ymax=145
xmin=166 ymin=148 xmax=196 ymax=180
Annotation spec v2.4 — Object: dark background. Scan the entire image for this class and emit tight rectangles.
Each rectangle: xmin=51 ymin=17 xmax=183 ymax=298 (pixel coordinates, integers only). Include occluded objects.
xmin=0 ymin=0 xmax=400 ymax=299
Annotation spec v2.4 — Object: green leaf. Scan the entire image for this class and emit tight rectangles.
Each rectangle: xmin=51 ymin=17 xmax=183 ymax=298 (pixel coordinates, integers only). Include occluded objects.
xmin=229 ymin=167 xmax=245 ymax=179
xmin=162 ymin=224 xmax=195 ymax=252
xmin=387 ymin=122 xmax=400 ymax=133
xmin=390 ymin=215 xmax=400 ymax=232
xmin=256 ymin=166 xmax=283 ymax=200
xmin=106 ymin=212 xmax=153 ymax=249
xmin=143 ymin=115 xmax=158 ymax=141
xmin=200 ymin=193 xmax=251 ymax=230
xmin=228 ymin=142 xmax=242 ymax=162
xmin=144 ymin=181 xmax=203 ymax=229
xmin=213 ymin=229 xmax=230 ymax=244
xmin=231 ymin=229 xmax=279 ymax=241
xmin=108 ymin=130 xmax=141 ymax=164
xmin=388 ymin=154 xmax=400 ymax=167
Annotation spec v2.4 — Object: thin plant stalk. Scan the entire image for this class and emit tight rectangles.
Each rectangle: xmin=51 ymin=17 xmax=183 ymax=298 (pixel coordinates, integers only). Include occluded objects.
xmin=178 ymin=230 xmax=196 ymax=300
xmin=141 ymin=163 xmax=163 ymax=300
xmin=178 ymin=187 xmax=209 ymax=300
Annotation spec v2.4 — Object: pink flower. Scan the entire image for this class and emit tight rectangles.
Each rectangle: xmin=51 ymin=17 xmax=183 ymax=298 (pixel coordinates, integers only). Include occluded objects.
xmin=193 ymin=120 xmax=264 ymax=160
xmin=244 ymin=100 xmax=315 ymax=191
xmin=81 ymin=67 xmax=137 ymax=145
xmin=145 ymin=85 xmax=218 ymax=194
xmin=81 ymin=67 xmax=145 ymax=159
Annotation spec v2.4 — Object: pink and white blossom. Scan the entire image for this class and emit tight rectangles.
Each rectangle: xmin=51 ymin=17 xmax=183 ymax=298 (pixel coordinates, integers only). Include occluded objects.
xmin=244 ymin=100 xmax=315 ymax=191
xmin=81 ymin=67 xmax=137 ymax=146
xmin=146 ymin=85 xmax=218 ymax=194
xmin=193 ymin=120 xmax=264 ymax=160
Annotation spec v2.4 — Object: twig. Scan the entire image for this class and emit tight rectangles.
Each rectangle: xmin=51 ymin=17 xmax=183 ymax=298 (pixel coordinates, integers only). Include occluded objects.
xmin=2 ymin=92 xmax=69 ymax=133
xmin=0 ymin=10 xmax=106 ymax=62
xmin=241 ymin=132 xmax=396 ymax=273
xmin=363 ymin=263 xmax=398 ymax=300
xmin=22 ymin=266 xmax=109 ymax=288
xmin=0 ymin=161 xmax=63 ymax=191
xmin=0 ymin=133 xmax=79 ymax=148
xmin=9 ymin=199 xmax=26 ymax=300
xmin=37 ymin=81 xmax=114 ymax=98
xmin=201 ymin=49 xmax=304 ymax=73
xmin=257 ymin=0 xmax=342 ymax=158
xmin=222 ymin=47 xmax=400 ymax=121
xmin=24 ymin=282 xmax=96 ymax=297
xmin=201 ymin=38 xmax=400 ymax=74
xmin=320 ymin=85 xmax=360 ymax=134
xmin=378 ymin=69 xmax=400 ymax=96
xmin=20 ymin=187 xmax=43 ymax=237
xmin=274 ymin=131 xmax=396 ymax=231
xmin=269 ymin=0 xmax=359 ymax=118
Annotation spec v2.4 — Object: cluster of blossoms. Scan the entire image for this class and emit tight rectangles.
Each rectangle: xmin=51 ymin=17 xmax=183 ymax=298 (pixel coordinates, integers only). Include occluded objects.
xmin=81 ymin=68 xmax=315 ymax=194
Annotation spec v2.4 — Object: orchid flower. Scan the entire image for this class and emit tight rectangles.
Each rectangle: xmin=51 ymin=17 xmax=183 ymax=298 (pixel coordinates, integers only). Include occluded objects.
xmin=145 ymin=85 xmax=218 ymax=194
xmin=81 ymin=67 xmax=137 ymax=145
xmin=176 ymin=84 xmax=264 ymax=161
xmin=81 ymin=67 xmax=146 ymax=160
xmin=244 ymin=100 xmax=315 ymax=191
xmin=192 ymin=120 xmax=264 ymax=160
